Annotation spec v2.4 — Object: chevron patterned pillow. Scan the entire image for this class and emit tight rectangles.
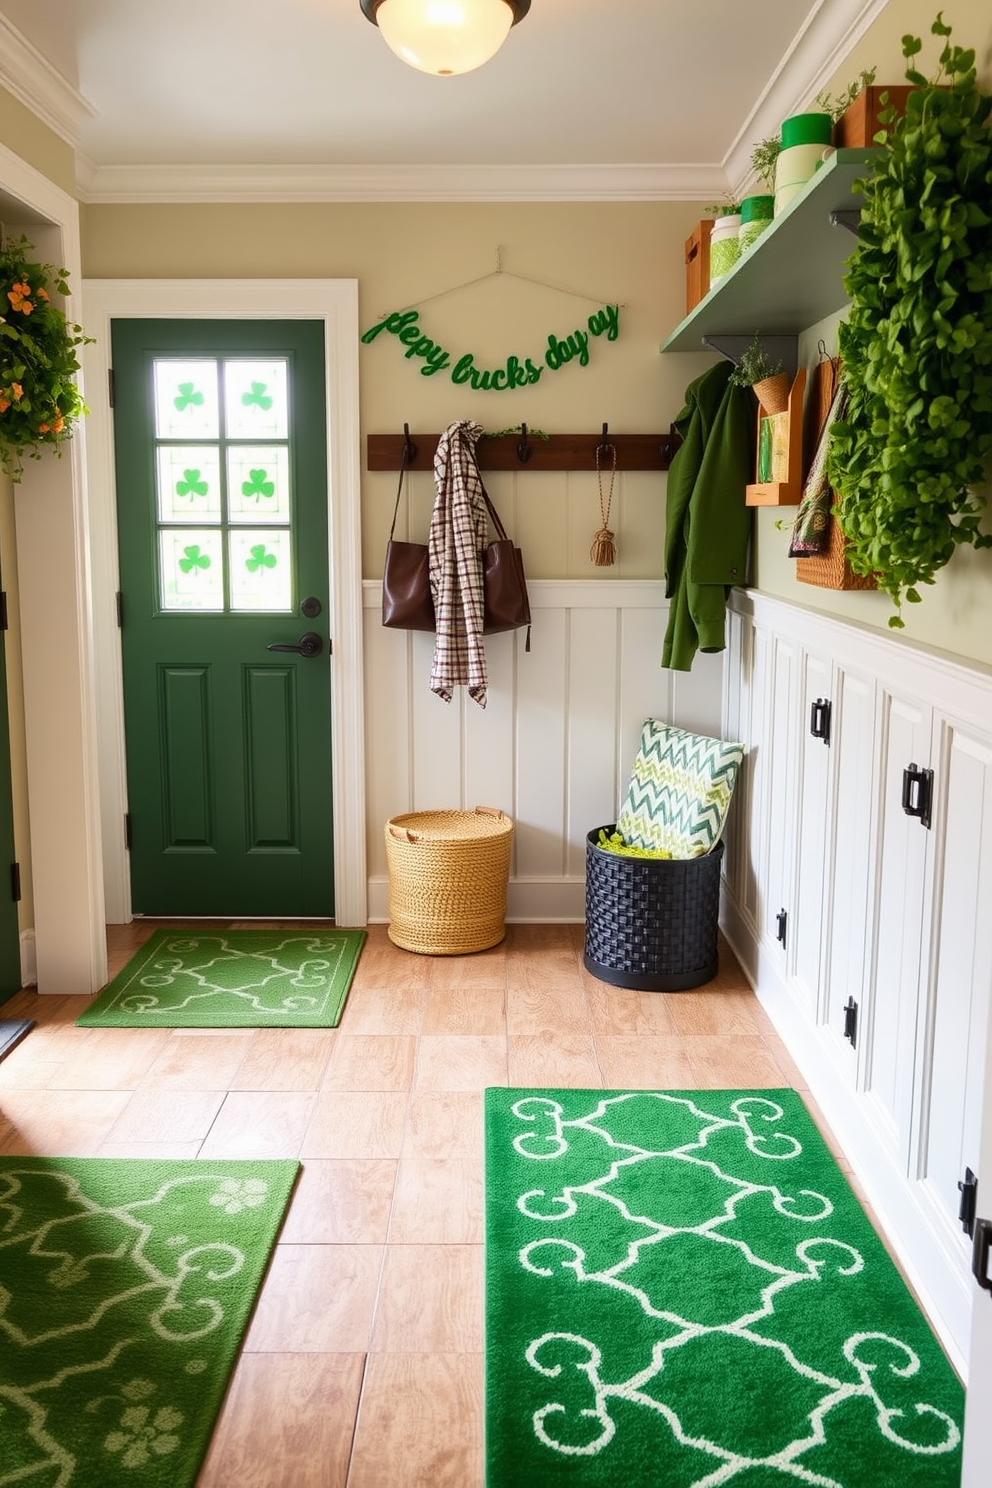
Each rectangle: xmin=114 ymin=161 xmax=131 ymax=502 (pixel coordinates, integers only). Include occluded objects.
xmin=616 ymin=720 xmax=745 ymax=859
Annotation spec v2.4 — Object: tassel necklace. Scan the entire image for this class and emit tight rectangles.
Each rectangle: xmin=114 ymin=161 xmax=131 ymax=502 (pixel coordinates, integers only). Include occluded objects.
xmin=590 ymin=441 xmax=617 ymax=566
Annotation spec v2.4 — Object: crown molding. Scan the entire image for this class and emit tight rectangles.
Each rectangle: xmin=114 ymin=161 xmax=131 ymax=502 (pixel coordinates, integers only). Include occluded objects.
xmin=0 ymin=16 xmax=95 ymax=148
xmin=723 ymin=0 xmax=889 ymax=196
xmin=74 ymin=159 xmax=732 ymax=205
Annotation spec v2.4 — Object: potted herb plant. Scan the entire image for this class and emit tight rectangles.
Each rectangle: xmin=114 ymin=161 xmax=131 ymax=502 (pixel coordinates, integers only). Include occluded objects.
xmin=728 ymin=333 xmax=787 ymax=412
xmin=827 ymin=15 xmax=992 ymax=626
xmin=0 ymin=236 xmax=91 ymax=481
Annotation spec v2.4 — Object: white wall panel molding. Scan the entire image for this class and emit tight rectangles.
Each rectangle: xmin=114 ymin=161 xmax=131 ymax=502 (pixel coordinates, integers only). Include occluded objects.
xmin=363 ymin=579 xmax=726 ymax=922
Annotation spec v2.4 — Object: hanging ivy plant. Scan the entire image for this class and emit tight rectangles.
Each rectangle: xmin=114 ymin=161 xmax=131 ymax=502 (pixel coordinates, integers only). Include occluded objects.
xmin=0 ymin=236 xmax=92 ymax=482
xmin=827 ymin=14 xmax=992 ymax=626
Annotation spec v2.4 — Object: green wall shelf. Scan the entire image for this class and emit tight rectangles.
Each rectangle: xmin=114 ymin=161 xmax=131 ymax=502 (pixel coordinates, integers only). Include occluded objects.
xmin=661 ymin=148 xmax=879 ymax=356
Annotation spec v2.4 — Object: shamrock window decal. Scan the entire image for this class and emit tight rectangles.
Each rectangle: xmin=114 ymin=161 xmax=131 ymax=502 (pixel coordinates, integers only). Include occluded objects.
xmin=241 ymin=468 xmax=275 ymax=502
xmin=178 ymin=545 xmax=211 ymax=574
xmin=175 ymin=469 xmax=209 ymax=498
xmin=241 ymin=381 xmax=273 ymax=411
xmin=245 ymin=544 xmax=277 ymax=573
xmin=173 ymin=382 xmax=205 ymax=412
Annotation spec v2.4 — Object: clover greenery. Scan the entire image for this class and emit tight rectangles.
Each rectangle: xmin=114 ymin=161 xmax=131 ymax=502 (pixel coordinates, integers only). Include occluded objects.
xmin=0 ymin=236 xmax=92 ymax=481
xmin=827 ymin=14 xmax=992 ymax=626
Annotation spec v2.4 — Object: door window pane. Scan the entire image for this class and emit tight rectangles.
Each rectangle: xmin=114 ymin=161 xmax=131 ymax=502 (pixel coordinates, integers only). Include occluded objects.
xmin=159 ymin=530 xmax=224 ymax=610
xmin=157 ymin=446 xmax=222 ymax=523
xmin=227 ymin=446 xmax=291 ymax=523
xmin=229 ymin=530 xmax=292 ymax=611
xmin=154 ymin=360 xmax=219 ymax=439
xmin=224 ymin=359 xmax=289 ymax=439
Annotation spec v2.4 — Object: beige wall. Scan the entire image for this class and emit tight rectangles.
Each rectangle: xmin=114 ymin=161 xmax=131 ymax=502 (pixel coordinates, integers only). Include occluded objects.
xmin=81 ymin=200 xmax=714 ymax=586
xmin=0 ymin=83 xmax=74 ymax=195
xmin=0 ymin=475 xmax=33 ymax=930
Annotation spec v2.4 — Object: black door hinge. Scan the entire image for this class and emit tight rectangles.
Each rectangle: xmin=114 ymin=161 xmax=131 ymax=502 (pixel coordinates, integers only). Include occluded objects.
xmin=775 ymin=909 xmax=787 ymax=948
xmin=959 ymin=1168 xmax=979 ymax=1238
xmin=0 ymin=592 xmax=7 ymax=632
xmin=10 ymin=861 xmax=20 ymax=902
xmin=108 ymin=367 xmax=116 ymax=408
xmin=973 ymin=1217 xmax=992 ymax=1296
xmin=902 ymin=763 xmax=933 ymax=830
xmin=116 ymin=591 xmax=124 ymax=628
xmin=810 ymin=697 xmax=832 ymax=745
xmin=124 ymin=813 xmax=132 ymax=851
xmin=843 ymin=997 xmax=859 ymax=1047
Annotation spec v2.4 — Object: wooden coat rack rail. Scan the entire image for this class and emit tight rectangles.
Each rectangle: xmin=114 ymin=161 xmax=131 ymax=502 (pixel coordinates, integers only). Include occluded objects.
xmin=367 ymin=425 xmax=679 ymax=472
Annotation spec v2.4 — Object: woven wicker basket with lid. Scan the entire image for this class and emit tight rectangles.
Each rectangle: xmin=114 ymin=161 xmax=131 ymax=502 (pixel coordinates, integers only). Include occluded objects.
xmin=385 ymin=806 xmax=514 ymax=955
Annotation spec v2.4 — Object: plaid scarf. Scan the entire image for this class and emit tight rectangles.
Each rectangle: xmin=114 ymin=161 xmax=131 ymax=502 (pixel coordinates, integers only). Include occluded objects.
xmin=429 ymin=420 xmax=489 ymax=707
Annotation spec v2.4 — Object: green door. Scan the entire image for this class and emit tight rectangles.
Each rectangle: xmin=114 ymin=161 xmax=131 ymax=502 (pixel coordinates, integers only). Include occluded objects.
xmin=112 ymin=319 xmax=334 ymax=917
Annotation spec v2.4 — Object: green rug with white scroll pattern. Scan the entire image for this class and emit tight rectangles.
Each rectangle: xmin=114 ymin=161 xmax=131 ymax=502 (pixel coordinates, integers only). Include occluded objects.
xmin=484 ymin=1087 xmax=964 ymax=1487
xmin=0 ymin=1157 xmax=298 ymax=1486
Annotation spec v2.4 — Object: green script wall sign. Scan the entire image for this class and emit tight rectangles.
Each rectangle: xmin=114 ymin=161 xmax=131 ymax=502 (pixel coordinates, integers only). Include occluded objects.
xmin=361 ymin=304 xmax=620 ymax=390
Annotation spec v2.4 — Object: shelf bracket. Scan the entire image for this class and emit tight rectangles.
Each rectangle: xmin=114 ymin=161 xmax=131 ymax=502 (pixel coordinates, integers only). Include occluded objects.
xmin=829 ymin=209 xmax=862 ymax=236
xmin=701 ymin=334 xmax=798 ymax=378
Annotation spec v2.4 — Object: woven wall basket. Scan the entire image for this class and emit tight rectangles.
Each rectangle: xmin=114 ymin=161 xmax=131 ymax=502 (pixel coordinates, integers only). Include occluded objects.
xmin=796 ymin=498 xmax=878 ymax=591
xmin=385 ymin=807 xmax=514 ymax=955
xmin=583 ymin=830 xmax=724 ymax=992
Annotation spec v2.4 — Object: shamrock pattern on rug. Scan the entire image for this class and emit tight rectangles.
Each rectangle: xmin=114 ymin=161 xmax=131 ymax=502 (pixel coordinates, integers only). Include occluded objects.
xmin=0 ymin=1158 xmax=298 ymax=1486
xmin=485 ymin=1089 xmax=964 ymax=1488
xmin=77 ymin=929 xmax=366 ymax=1028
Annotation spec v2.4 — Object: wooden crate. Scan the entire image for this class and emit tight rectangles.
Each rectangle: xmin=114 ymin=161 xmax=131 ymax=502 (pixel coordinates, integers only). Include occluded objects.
xmin=684 ymin=219 xmax=713 ymax=315
xmin=746 ymin=367 xmax=807 ymax=507
xmin=834 ymin=85 xmax=916 ymax=147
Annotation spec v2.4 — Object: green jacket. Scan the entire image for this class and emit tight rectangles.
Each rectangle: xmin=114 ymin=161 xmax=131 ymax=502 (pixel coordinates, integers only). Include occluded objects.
xmin=662 ymin=361 xmax=755 ymax=672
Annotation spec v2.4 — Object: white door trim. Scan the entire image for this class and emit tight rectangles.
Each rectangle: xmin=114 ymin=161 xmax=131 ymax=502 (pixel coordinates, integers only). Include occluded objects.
xmin=80 ymin=279 xmax=367 ymax=928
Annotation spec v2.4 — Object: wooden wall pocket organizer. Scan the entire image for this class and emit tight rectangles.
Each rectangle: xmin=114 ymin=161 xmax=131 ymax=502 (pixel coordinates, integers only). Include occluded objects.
xmin=745 ymin=367 xmax=806 ymax=507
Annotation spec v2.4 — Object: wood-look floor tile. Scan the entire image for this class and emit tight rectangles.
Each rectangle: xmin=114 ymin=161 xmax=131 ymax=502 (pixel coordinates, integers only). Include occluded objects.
xmin=0 ymin=1088 xmax=132 ymax=1154
xmin=322 ymin=1033 xmax=416 ymax=1091
xmin=403 ymin=1091 xmax=484 ymax=1160
xmin=198 ymin=1352 xmax=364 ymax=1488
xmin=371 ymin=1244 xmax=483 ymax=1352
xmin=97 ymin=1139 xmax=204 ymax=1158
xmin=594 ymin=1035 xmax=695 ymax=1090
xmin=337 ymin=982 xmax=429 ymax=1034
xmin=388 ymin=1158 xmax=482 ymax=1243
xmin=682 ymin=1034 xmax=788 ymax=1088
xmin=279 ymin=1158 xmax=396 ymax=1244
xmin=665 ymin=991 xmax=767 ymax=1038
xmin=505 ymin=982 xmax=591 ymax=1037
xmin=4 ymin=993 xmax=92 ymax=1027
xmin=104 ymin=1087 xmax=224 ymax=1143
xmin=429 ymin=950 xmax=506 ymax=992
xmin=243 ymin=1243 xmax=382 ymax=1352
xmin=300 ymin=1090 xmax=408 ymax=1159
xmin=0 ymin=1056 xmax=65 ymax=1089
xmin=140 ymin=1033 xmax=253 ymax=1090
xmin=505 ymin=948 xmax=585 ymax=991
xmin=231 ymin=1029 xmax=336 ymax=1090
xmin=46 ymin=1028 xmax=172 ymax=1089
xmin=198 ymin=1091 xmax=315 ymax=1158
xmin=507 ymin=1034 xmax=602 ymax=1088
xmin=414 ymin=1035 xmax=507 ymax=1092
xmin=582 ymin=979 xmax=678 ymax=1035
xmin=349 ymin=1353 xmax=483 ymax=1488
xmin=761 ymin=1032 xmax=809 ymax=1090
xmin=423 ymin=980 xmax=505 ymax=1036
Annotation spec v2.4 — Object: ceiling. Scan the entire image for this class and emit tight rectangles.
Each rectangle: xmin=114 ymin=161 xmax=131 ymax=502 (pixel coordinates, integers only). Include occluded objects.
xmin=0 ymin=0 xmax=893 ymax=200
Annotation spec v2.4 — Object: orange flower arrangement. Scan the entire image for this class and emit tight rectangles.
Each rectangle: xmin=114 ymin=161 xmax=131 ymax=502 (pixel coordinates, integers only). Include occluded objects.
xmin=0 ymin=235 xmax=91 ymax=481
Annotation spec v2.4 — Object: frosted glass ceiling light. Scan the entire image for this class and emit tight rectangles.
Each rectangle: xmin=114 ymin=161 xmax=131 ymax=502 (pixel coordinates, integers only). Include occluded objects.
xmin=360 ymin=0 xmax=531 ymax=77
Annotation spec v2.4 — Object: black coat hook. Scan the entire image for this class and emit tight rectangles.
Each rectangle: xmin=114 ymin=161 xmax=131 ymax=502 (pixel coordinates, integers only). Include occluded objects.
xmin=597 ymin=422 xmax=615 ymax=460
xmin=402 ymin=422 xmax=417 ymax=465
xmin=517 ymin=423 xmax=532 ymax=462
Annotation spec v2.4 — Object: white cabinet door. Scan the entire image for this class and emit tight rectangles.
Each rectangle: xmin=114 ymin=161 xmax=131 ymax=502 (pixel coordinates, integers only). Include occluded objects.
xmin=863 ymin=688 xmax=933 ymax=1164
xmin=819 ymin=666 xmax=876 ymax=1084
xmin=761 ymin=633 xmax=799 ymax=959
xmin=789 ymin=649 xmax=833 ymax=1019
xmin=962 ymin=980 xmax=992 ymax=1480
xmin=916 ymin=720 xmax=992 ymax=1248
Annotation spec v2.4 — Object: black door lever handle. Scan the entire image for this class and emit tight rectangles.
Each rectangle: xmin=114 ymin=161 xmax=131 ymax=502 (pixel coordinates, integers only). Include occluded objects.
xmin=266 ymin=631 xmax=322 ymax=658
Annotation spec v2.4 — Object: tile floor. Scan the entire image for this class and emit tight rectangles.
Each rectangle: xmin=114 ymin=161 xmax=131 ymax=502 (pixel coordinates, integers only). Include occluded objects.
xmin=0 ymin=921 xmax=882 ymax=1486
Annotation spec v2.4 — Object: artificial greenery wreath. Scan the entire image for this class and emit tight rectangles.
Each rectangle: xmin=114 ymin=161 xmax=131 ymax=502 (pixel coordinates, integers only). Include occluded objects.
xmin=827 ymin=14 xmax=992 ymax=626
xmin=0 ymin=235 xmax=91 ymax=481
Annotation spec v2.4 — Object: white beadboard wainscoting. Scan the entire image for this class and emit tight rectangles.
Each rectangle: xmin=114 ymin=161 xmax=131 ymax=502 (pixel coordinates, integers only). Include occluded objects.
xmin=363 ymin=579 xmax=725 ymax=923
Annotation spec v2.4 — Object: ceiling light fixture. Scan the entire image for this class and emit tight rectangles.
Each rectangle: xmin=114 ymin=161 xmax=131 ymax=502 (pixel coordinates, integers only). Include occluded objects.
xmin=360 ymin=0 xmax=531 ymax=78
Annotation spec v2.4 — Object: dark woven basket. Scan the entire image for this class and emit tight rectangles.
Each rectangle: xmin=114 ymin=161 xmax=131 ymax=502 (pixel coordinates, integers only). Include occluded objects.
xmin=583 ymin=827 xmax=724 ymax=992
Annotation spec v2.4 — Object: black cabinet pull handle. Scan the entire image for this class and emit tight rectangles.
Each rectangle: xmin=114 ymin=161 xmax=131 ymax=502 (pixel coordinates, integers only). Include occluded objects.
xmin=810 ymin=697 xmax=831 ymax=744
xmin=901 ymin=763 xmax=933 ymax=829
xmin=973 ymin=1218 xmax=992 ymax=1296
xmin=266 ymin=631 xmax=322 ymax=659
